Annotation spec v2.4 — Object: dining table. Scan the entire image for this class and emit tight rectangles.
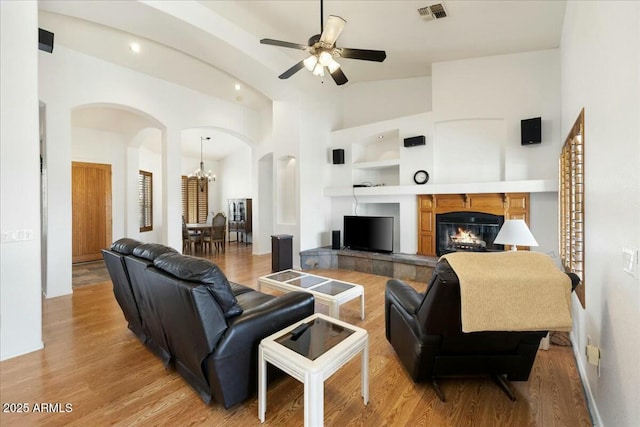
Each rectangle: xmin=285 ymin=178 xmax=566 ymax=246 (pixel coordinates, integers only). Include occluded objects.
xmin=186 ymin=223 xmax=212 ymax=252
xmin=186 ymin=223 xmax=211 ymax=233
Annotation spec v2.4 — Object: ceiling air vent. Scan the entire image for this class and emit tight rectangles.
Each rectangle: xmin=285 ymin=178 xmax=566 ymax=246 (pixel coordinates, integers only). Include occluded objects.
xmin=418 ymin=3 xmax=448 ymax=21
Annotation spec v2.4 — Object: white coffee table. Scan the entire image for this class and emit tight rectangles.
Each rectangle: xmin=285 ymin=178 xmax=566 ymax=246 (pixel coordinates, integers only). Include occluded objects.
xmin=258 ymin=313 xmax=369 ymax=426
xmin=257 ymin=270 xmax=365 ymax=320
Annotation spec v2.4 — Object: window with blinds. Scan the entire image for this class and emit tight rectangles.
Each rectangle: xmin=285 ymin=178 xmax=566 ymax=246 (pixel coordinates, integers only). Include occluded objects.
xmin=139 ymin=170 xmax=153 ymax=232
xmin=181 ymin=176 xmax=208 ymax=223
xmin=559 ymin=108 xmax=585 ymax=308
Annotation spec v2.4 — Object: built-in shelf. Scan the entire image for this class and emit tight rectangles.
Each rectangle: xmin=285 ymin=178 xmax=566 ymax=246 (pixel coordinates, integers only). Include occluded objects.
xmin=324 ymin=179 xmax=558 ymax=197
xmin=352 ymin=159 xmax=400 ymax=170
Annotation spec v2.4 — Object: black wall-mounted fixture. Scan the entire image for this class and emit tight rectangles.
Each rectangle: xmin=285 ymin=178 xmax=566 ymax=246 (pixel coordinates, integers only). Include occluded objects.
xmin=332 ymin=148 xmax=345 ymax=164
xmin=521 ymin=117 xmax=542 ymax=145
xmin=403 ymin=135 xmax=426 ymax=147
xmin=39 ymin=28 xmax=54 ymax=53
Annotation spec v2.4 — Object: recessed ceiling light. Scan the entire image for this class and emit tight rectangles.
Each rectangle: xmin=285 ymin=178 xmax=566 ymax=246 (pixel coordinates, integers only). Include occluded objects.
xmin=234 ymin=83 xmax=241 ymax=91
xmin=129 ymin=43 xmax=141 ymax=53
xmin=378 ymin=135 xmax=384 ymax=139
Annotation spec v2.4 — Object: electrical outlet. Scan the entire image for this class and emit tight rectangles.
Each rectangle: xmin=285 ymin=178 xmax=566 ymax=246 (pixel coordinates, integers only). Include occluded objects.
xmin=585 ymin=336 xmax=601 ymax=377
xmin=586 ymin=345 xmax=600 ymax=365
xmin=1 ymin=229 xmax=34 ymax=243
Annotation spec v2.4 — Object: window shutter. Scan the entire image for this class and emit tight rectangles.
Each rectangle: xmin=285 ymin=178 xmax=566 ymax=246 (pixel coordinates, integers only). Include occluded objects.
xmin=138 ymin=170 xmax=153 ymax=232
xmin=181 ymin=176 xmax=208 ymax=224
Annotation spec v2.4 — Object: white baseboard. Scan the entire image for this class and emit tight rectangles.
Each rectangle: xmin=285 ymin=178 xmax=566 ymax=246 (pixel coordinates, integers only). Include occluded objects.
xmin=570 ymin=330 xmax=603 ymax=426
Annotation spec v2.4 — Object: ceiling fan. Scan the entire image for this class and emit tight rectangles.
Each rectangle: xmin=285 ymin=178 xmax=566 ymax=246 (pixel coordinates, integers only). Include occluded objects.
xmin=259 ymin=0 xmax=386 ymax=86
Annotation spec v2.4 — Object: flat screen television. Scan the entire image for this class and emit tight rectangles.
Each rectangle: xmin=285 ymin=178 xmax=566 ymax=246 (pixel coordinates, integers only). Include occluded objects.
xmin=343 ymin=215 xmax=394 ymax=254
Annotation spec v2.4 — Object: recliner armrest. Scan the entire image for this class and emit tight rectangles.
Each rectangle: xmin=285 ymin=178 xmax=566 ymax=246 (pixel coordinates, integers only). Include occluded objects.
xmin=213 ymin=292 xmax=315 ymax=357
xmin=567 ymin=272 xmax=580 ymax=292
xmin=386 ymin=279 xmax=424 ymax=315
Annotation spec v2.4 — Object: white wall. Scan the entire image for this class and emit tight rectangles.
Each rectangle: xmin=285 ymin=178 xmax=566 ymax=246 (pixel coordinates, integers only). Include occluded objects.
xmin=561 ymin=2 xmax=640 ymax=426
xmin=0 ymin=1 xmax=43 ymax=360
xmin=220 ymin=145 xmax=252 ymax=204
xmin=342 ymin=76 xmax=432 ymax=128
xmin=432 ymin=49 xmax=562 ymax=182
xmin=38 ymin=44 xmax=260 ymax=297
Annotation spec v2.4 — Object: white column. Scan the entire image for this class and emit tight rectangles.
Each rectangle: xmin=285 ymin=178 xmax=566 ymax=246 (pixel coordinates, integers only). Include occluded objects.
xmin=43 ymin=104 xmax=73 ymax=298
xmin=0 ymin=0 xmax=44 ymax=360
xmin=162 ymin=126 xmax=182 ymax=249
xmin=126 ymin=144 xmax=140 ymax=238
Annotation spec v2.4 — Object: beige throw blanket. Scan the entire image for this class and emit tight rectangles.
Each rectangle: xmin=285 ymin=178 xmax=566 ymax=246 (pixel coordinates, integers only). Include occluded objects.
xmin=441 ymin=252 xmax=573 ymax=333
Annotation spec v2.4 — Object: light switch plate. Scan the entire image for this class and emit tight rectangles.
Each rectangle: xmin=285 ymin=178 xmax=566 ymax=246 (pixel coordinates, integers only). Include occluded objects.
xmin=622 ymin=247 xmax=638 ymax=278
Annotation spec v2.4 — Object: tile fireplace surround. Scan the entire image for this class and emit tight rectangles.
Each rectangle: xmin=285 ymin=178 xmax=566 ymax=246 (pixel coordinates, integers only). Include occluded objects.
xmin=300 ymin=247 xmax=437 ymax=282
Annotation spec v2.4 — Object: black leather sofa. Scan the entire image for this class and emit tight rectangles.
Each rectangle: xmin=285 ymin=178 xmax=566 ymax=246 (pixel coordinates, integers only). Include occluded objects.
xmin=385 ymin=258 xmax=579 ymax=401
xmin=102 ymin=239 xmax=314 ymax=408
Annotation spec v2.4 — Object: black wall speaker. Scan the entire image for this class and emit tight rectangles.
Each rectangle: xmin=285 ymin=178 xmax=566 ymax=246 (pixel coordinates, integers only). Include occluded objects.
xmin=332 ymin=230 xmax=341 ymax=249
xmin=403 ymin=135 xmax=426 ymax=147
xmin=521 ymin=117 xmax=542 ymax=145
xmin=332 ymin=149 xmax=345 ymax=164
xmin=38 ymin=28 xmax=54 ymax=53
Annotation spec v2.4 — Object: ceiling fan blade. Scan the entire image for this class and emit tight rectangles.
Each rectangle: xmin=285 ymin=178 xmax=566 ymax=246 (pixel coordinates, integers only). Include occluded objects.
xmin=320 ymin=15 xmax=346 ymax=47
xmin=278 ymin=61 xmax=305 ymax=79
xmin=260 ymin=38 xmax=310 ymax=51
xmin=330 ymin=67 xmax=348 ymax=86
xmin=338 ymin=48 xmax=387 ymax=62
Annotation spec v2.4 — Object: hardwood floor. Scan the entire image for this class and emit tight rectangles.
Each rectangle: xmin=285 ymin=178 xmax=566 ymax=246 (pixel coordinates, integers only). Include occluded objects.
xmin=0 ymin=244 xmax=592 ymax=426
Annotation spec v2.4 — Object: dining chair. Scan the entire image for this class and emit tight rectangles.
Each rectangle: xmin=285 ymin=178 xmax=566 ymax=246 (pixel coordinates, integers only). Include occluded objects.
xmin=182 ymin=215 xmax=200 ymax=254
xmin=209 ymin=213 xmax=227 ymax=253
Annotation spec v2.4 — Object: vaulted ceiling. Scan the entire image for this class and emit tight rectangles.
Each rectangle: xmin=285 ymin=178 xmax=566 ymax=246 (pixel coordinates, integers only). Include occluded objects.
xmin=39 ymin=1 xmax=567 ymax=159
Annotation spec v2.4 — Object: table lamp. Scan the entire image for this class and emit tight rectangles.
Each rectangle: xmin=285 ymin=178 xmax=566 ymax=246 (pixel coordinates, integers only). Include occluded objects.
xmin=494 ymin=219 xmax=538 ymax=251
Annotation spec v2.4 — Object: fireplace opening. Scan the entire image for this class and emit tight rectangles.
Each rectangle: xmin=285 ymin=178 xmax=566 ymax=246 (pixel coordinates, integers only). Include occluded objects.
xmin=436 ymin=211 xmax=504 ymax=256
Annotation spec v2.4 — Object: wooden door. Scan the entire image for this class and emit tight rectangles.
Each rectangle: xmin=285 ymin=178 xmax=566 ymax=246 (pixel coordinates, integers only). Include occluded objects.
xmin=72 ymin=162 xmax=112 ymax=263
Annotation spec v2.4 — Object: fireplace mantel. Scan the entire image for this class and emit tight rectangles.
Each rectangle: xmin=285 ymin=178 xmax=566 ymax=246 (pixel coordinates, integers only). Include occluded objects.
xmin=324 ymin=179 xmax=556 ymax=197
xmin=418 ymin=192 xmax=530 ymax=256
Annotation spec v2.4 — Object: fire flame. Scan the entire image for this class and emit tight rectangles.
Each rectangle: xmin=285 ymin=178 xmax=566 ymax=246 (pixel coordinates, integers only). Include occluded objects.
xmin=451 ymin=227 xmax=481 ymax=243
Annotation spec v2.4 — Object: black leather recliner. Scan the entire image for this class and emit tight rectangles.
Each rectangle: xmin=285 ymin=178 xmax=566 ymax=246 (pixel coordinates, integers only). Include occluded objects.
xmin=102 ymin=239 xmax=315 ymax=408
xmin=385 ymin=258 xmax=579 ymax=401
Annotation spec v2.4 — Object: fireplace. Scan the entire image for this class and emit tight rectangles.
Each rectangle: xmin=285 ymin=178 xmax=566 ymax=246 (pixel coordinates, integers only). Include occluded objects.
xmin=436 ymin=211 xmax=504 ymax=256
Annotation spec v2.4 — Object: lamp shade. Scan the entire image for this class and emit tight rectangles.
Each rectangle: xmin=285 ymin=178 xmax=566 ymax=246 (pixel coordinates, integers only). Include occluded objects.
xmin=494 ymin=219 xmax=538 ymax=250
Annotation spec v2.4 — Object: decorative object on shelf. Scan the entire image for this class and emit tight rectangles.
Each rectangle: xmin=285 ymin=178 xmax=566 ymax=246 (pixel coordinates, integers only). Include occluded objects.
xmin=413 ymin=170 xmax=429 ymax=185
xmin=494 ymin=219 xmax=538 ymax=251
xmin=190 ymin=136 xmax=215 ymax=192
xmin=259 ymin=0 xmax=386 ymax=85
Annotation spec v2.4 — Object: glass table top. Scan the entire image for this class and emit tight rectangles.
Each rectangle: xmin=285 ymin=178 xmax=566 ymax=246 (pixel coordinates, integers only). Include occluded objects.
xmin=312 ymin=280 xmax=354 ymax=296
xmin=275 ymin=317 xmax=355 ymax=361
xmin=266 ymin=271 xmax=303 ymax=282
xmin=288 ymin=275 xmax=327 ymax=288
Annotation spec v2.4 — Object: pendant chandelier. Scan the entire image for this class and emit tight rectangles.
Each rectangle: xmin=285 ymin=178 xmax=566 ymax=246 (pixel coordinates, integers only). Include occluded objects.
xmin=190 ymin=136 xmax=215 ymax=192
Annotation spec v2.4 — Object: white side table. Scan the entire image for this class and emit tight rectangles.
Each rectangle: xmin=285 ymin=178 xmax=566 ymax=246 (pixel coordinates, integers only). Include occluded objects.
xmin=258 ymin=313 xmax=369 ymax=426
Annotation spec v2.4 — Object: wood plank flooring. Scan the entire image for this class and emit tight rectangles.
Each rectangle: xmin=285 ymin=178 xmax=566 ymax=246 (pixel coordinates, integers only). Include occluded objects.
xmin=0 ymin=244 xmax=592 ymax=426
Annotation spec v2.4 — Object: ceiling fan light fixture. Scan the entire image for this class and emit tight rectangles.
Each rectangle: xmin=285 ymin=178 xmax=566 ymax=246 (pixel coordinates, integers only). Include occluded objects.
xmin=259 ymin=0 xmax=386 ymax=85
xmin=303 ymin=55 xmax=318 ymax=71
xmin=318 ymin=51 xmax=333 ymax=67
xmin=327 ymin=58 xmax=340 ymax=73
xmin=313 ymin=63 xmax=325 ymax=77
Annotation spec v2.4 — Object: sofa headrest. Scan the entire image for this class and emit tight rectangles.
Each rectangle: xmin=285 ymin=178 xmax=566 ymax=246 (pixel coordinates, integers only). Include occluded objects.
xmin=153 ymin=253 xmax=242 ymax=318
xmin=132 ymin=243 xmax=178 ymax=261
xmin=110 ymin=238 xmax=143 ymax=255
